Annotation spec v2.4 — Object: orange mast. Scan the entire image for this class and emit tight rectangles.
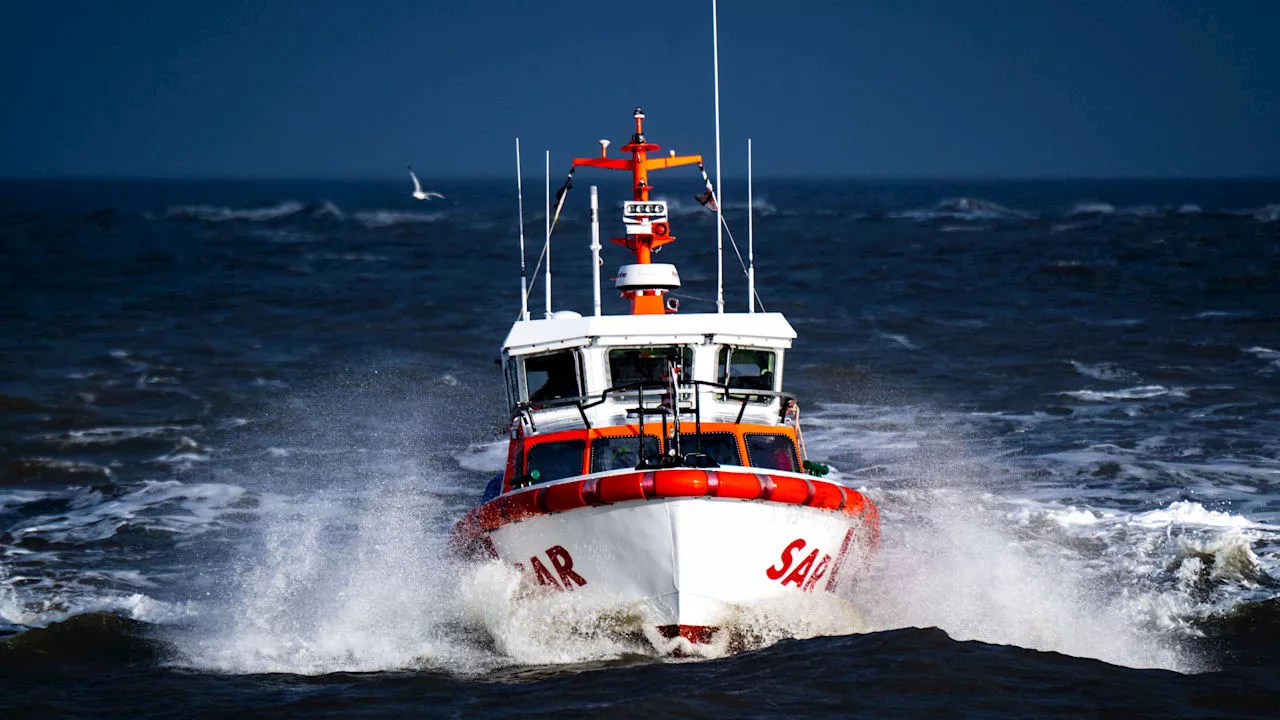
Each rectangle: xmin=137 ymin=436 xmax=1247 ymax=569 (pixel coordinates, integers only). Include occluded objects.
xmin=571 ymin=108 xmax=702 ymax=315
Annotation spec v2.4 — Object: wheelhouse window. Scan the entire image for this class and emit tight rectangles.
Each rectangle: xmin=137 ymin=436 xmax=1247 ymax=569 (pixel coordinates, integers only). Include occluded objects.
xmin=717 ymin=347 xmax=776 ymax=390
xmin=744 ymin=433 xmax=799 ymax=472
xmin=608 ymin=346 xmax=693 ymax=386
xmin=686 ymin=431 xmax=742 ymax=467
xmin=524 ymin=350 xmax=582 ymax=404
xmin=525 ymin=439 xmax=586 ymax=484
xmin=590 ymin=435 xmax=661 ymax=473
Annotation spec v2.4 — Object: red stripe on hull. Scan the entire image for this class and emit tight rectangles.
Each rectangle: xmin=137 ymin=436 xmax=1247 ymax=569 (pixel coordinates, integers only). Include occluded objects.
xmin=452 ymin=467 xmax=879 ymax=547
xmin=656 ymin=624 xmax=718 ymax=644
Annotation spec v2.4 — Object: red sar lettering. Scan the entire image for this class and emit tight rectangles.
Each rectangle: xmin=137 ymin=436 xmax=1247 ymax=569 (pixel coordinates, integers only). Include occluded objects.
xmin=527 ymin=544 xmax=588 ymax=592
xmin=765 ymin=538 xmax=831 ymax=593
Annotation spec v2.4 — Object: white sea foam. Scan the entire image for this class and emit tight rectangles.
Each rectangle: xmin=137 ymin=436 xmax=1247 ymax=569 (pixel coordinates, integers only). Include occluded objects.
xmin=166 ymin=202 xmax=306 ymax=222
xmin=891 ymin=197 xmax=1030 ymax=221
xmin=1119 ymin=205 xmax=1160 ymax=218
xmin=1069 ymin=360 xmax=1140 ymax=382
xmin=314 ymin=201 xmax=345 ymax=220
xmin=1191 ymin=310 xmax=1253 ymax=320
xmin=455 ymin=441 xmax=507 ymax=474
xmin=1129 ymin=501 xmax=1263 ymax=530
xmin=851 ymin=488 xmax=1192 ymax=671
xmin=879 ymin=332 xmax=920 ymax=350
xmin=1068 ymin=201 xmax=1116 ymax=216
xmin=1244 ymin=346 xmax=1280 ymax=372
xmin=800 ymin=401 xmax=1280 ymax=671
xmin=41 ymin=424 xmax=196 ymax=448
xmin=353 ymin=209 xmax=445 ymax=228
xmin=177 ymin=475 xmax=487 ymax=675
xmin=0 ymin=583 xmax=195 ymax=629
xmin=153 ymin=388 xmax=1277 ymax=673
xmin=1057 ymin=385 xmax=1185 ymax=402
xmin=1253 ymin=204 xmax=1280 ymax=222
xmin=9 ymin=481 xmax=248 ymax=545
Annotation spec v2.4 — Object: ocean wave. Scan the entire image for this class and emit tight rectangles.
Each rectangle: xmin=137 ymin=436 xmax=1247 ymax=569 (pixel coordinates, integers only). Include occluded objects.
xmin=0 ymin=611 xmax=162 ymax=667
xmin=1130 ymin=500 xmax=1267 ymax=530
xmin=39 ymin=424 xmax=196 ymax=449
xmin=1244 ymin=346 xmax=1280 ymax=372
xmin=1068 ymin=360 xmax=1140 ymax=382
xmin=1254 ymin=204 xmax=1280 ymax=222
xmin=6 ymin=480 xmax=250 ymax=546
xmin=455 ymin=441 xmax=507 ymax=474
xmin=1068 ymin=201 xmax=1115 ymax=216
xmin=314 ymin=200 xmax=345 ymax=220
xmin=892 ymin=197 xmax=1030 ymax=222
xmin=1062 ymin=201 xmax=1194 ymax=219
xmin=352 ymin=209 xmax=446 ymax=228
xmin=878 ymin=332 xmax=920 ymax=350
xmin=1034 ymin=260 xmax=1100 ymax=277
xmin=164 ymin=201 xmax=306 ymax=222
xmin=1 ymin=457 xmax=112 ymax=485
xmin=1057 ymin=385 xmax=1186 ymax=402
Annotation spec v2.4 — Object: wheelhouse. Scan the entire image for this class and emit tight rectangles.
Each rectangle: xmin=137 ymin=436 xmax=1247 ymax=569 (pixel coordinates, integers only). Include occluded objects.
xmin=492 ymin=311 xmax=809 ymax=496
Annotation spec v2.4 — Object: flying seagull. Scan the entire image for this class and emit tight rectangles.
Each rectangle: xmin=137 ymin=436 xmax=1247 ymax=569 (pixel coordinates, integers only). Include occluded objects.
xmin=408 ymin=165 xmax=444 ymax=200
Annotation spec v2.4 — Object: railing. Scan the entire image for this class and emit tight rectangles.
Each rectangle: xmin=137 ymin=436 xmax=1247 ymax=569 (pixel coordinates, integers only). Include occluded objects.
xmin=513 ymin=380 xmax=794 ymax=429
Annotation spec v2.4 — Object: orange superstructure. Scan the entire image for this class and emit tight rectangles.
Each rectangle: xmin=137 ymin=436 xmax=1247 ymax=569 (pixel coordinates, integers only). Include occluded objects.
xmin=571 ymin=107 xmax=703 ymax=315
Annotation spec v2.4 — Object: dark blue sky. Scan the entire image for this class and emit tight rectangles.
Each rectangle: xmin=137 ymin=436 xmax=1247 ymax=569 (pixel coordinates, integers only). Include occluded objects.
xmin=2 ymin=1 xmax=1276 ymax=178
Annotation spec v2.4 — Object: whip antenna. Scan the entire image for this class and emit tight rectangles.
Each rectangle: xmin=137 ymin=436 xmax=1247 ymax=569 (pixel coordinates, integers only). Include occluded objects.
xmin=544 ymin=150 xmax=552 ymax=318
xmin=748 ymin=137 xmax=755 ymax=313
xmin=712 ymin=0 xmax=724 ymax=314
xmin=516 ymin=138 xmax=529 ymax=321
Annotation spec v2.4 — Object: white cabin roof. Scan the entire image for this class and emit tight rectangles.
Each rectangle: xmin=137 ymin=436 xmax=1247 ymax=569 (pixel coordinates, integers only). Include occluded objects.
xmin=502 ymin=312 xmax=797 ymax=356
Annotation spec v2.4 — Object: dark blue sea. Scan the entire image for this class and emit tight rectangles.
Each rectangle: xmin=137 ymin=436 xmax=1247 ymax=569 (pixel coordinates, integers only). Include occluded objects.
xmin=2 ymin=177 xmax=1279 ymax=717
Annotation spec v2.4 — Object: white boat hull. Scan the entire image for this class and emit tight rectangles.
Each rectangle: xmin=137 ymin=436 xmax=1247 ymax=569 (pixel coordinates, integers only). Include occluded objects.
xmin=485 ymin=494 xmax=876 ymax=644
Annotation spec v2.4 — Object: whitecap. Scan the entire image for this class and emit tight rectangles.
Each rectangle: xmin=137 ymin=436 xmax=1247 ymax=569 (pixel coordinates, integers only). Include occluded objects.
xmin=1068 ymin=201 xmax=1115 ymax=216
xmin=878 ymin=332 xmax=919 ymax=350
xmin=41 ymin=424 xmax=194 ymax=448
xmin=313 ymin=201 xmax=345 ymax=220
xmin=1057 ymin=385 xmax=1184 ymax=402
xmin=353 ymin=209 xmax=446 ymax=228
xmin=1046 ymin=506 xmax=1102 ymax=527
xmin=1244 ymin=346 xmax=1280 ymax=371
xmin=1068 ymin=360 xmax=1139 ymax=382
xmin=1129 ymin=500 xmax=1264 ymax=530
xmin=1190 ymin=310 xmax=1253 ymax=320
xmin=165 ymin=202 xmax=305 ymax=222
xmin=455 ymin=441 xmax=507 ymax=474
xmin=892 ymin=196 xmax=1029 ymax=222
xmin=1253 ymin=204 xmax=1280 ymax=222
xmin=9 ymin=480 xmax=250 ymax=545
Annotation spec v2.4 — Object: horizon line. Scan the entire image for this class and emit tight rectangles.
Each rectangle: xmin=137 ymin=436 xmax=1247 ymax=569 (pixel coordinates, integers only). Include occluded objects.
xmin=4 ymin=173 xmax=1280 ymax=183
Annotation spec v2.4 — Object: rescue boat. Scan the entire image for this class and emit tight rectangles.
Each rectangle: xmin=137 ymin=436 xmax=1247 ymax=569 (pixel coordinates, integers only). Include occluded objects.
xmin=451 ymin=107 xmax=880 ymax=652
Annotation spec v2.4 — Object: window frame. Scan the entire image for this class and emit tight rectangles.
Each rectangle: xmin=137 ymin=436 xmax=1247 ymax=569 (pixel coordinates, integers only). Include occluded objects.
xmin=683 ymin=430 xmax=744 ymax=467
xmin=589 ymin=434 xmax=663 ymax=474
xmin=520 ymin=349 xmax=585 ymax=405
xmin=743 ymin=432 xmax=801 ymax=473
xmin=523 ymin=438 xmax=587 ymax=484
xmin=717 ymin=346 xmax=778 ymax=391
xmin=605 ymin=345 xmax=695 ymax=388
